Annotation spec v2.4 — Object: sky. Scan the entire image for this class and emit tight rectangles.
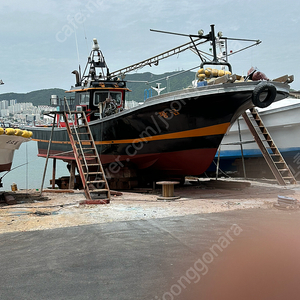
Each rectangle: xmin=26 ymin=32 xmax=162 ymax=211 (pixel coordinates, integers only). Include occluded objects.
xmin=0 ymin=0 xmax=300 ymax=94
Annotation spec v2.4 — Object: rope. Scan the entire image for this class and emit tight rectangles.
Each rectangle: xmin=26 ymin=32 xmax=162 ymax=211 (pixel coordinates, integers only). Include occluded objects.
xmin=146 ymin=66 xmax=199 ymax=85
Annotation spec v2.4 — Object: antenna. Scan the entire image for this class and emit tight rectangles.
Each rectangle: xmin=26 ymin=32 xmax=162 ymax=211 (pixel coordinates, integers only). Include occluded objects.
xmin=74 ymin=26 xmax=81 ymax=81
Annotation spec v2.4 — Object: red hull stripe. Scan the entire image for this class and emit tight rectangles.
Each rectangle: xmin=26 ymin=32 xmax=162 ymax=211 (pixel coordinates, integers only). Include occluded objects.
xmin=37 ymin=148 xmax=217 ymax=176
xmin=32 ymin=122 xmax=230 ymax=145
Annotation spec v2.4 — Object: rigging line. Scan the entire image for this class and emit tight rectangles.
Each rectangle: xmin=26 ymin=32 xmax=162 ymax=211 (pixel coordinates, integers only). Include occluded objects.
xmin=226 ymin=43 xmax=261 ymax=57
xmin=189 ymin=49 xmax=211 ymax=62
xmin=81 ymin=9 xmax=89 ymax=55
xmin=212 ymin=160 xmax=231 ymax=178
xmin=0 ymin=157 xmax=40 ymax=180
xmin=127 ymin=80 xmax=149 ymax=83
xmin=146 ymin=66 xmax=199 ymax=85
xmin=189 ymin=48 xmax=213 ymax=60
xmin=222 ymin=37 xmax=261 ymax=43
xmin=74 ymin=25 xmax=81 ymax=68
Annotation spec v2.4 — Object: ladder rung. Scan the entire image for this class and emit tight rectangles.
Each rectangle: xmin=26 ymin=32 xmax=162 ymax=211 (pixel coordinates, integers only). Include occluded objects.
xmin=84 ymin=172 xmax=103 ymax=175
xmin=87 ymin=180 xmax=105 ymax=184
xmin=89 ymin=189 xmax=109 ymax=193
xmin=83 ymin=163 xmax=101 ymax=167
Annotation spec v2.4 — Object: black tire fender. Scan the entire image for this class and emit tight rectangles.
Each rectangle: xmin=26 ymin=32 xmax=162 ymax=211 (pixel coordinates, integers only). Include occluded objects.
xmin=252 ymin=82 xmax=277 ymax=108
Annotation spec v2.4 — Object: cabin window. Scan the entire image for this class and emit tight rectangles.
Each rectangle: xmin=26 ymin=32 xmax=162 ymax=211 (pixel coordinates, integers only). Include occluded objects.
xmin=94 ymin=91 xmax=122 ymax=107
xmin=79 ymin=92 xmax=89 ymax=105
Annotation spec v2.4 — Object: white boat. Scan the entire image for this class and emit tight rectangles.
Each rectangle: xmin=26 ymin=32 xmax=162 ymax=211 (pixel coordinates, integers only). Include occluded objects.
xmin=211 ymin=96 xmax=300 ymax=179
xmin=0 ymin=127 xmax=32 ymax=186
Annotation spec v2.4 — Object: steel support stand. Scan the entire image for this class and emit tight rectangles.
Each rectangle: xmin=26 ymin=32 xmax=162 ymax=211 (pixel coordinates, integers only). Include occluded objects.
xmin=40 ymin=114 xmax=56 ymax=195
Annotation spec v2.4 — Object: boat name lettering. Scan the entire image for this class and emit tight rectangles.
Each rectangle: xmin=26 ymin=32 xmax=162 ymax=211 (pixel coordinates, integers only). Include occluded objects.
xmin=158 ymin=108 xmax=180 ymax=119
xmin=6 ymin=140 xmax=19 ymax=145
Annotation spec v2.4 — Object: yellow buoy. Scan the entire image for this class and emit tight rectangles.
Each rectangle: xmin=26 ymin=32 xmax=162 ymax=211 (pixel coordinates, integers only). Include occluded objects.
xmin=0 ymin=127 xmax=4 ymax=135
xmin=22 ymin=130 xmax=33 ymax=138
xmin=204 ymin=68 xmax=212 ymax=77
xmin=225 ymin=70 xmax=232 ymax=75
xmin=218 ymin=69 xmax=225 ymax=77
xmin=212 ymin=69 xmax=219 ymax=77
xmin=15 ymin=129 xmax=23 ymax=136
xmin=197 ymin=73 xmax=206 ymax=81
xmin=5 ymin=128 xmax=15 ymax=135
xmin=197 ymin=68 xmax=205 ymax=74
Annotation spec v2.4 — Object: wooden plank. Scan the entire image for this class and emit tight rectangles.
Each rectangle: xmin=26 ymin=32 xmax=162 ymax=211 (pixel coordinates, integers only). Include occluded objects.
xmin=272 ymin=75 xmax=288 ymax=82
xmin=42 ymin=189 xmax=74 ymax=193
xmin=69 ymin=161 xmax=76 ymax=189
xmin=52 ymin=158 xmax=56 ymax=189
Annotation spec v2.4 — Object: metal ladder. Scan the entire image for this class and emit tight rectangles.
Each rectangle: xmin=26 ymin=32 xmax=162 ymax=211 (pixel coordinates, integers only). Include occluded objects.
xmin=242 ymin=107 xmax=297 ymax=185
xmin=63 ymin=104 xmax=111 ymax=204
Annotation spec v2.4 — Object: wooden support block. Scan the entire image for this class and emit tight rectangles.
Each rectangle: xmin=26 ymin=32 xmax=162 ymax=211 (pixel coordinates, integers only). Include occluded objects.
xmin=69 ymin=161 xmax=76 ymax=189
xmin=4 ymin=193 xmax=17 ymax=205
xmin=80 ymin=199 xmax=110 ymax=205
xmin=156 ymin=181 xmax=180 ymax=200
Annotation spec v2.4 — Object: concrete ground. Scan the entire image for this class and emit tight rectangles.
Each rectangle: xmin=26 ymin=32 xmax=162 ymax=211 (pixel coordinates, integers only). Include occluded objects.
xmin=1 ymin=179 xmax=300 ymax=299
xmin=0 ymin=178 xmax=300 ymax=233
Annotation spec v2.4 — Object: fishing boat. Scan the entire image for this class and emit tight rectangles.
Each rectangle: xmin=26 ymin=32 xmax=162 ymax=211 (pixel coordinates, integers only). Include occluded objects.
xmin=28 ymin=25 xmax=292 ymax=185
xmin=0 ymin=126 xmax=32 ymax=186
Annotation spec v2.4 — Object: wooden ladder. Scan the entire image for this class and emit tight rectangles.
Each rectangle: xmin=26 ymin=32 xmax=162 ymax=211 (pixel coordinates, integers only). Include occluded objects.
xmin=242 ymin=107 xmax=297 ymax=185
xmin=62 ymin=106 xmax=111 ymax=204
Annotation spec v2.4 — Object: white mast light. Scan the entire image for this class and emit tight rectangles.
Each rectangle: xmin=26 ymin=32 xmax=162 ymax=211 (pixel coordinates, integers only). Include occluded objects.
xmin=92 ymin=38 xmax=99 ymax=50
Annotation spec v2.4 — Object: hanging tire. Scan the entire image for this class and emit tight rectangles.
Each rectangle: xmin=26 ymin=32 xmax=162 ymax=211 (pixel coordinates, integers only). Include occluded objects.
xmin=252 ymin=82 xmax=277 ymax=108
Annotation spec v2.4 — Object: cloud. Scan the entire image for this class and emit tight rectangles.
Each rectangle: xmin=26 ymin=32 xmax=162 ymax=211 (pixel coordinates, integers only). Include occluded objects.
xmin=0 ymin=0 xmax=299 ymax=93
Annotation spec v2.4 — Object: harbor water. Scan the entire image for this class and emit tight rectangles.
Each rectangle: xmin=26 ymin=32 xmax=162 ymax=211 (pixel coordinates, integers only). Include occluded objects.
xmin=1 ymin=140 xmax=69 ymax=191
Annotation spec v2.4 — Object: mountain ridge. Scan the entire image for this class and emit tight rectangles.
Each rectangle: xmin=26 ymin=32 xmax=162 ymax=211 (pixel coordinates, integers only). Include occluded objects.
xmin=0 ymin=71 xmax=196 ymax=105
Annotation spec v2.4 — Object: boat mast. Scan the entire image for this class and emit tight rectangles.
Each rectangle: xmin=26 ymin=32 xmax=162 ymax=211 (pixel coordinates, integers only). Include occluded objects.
xmin=110 ymin=24 xmax=261 ymax=77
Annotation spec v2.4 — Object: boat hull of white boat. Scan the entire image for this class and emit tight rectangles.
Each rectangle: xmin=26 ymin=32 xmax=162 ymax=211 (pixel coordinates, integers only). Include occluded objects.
xmin=208 ymin=99 xmax=300 ymax=179
xmin=0 ymin=135 xmax=30 ymax=173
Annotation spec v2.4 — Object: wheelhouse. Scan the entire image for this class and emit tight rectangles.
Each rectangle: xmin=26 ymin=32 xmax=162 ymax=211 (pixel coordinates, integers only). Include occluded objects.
xmin=49 ymin=37 xmax=130 ymax=127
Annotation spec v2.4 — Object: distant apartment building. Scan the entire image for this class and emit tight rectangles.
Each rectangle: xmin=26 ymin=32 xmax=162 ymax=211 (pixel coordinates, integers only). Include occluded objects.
xmin=10 ymin=99 xmax=16 ymax=106
xmin=1 ymin=100 xmax=8 ymax=110
xmin=0 ymin=109 xmax=9 ymax=117
xmin=0 ymin=99 xmax=54 ymax=124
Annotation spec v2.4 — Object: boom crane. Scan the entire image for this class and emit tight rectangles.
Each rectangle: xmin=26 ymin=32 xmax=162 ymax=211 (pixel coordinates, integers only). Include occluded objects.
xmin=109 ymin=37 xmax=205 ymax=78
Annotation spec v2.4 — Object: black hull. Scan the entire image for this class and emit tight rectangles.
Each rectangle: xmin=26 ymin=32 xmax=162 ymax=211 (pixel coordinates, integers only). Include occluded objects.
xmin=29 ymin=81 xmax=289 ymax=178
